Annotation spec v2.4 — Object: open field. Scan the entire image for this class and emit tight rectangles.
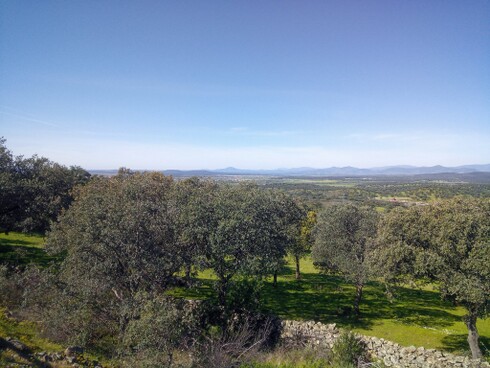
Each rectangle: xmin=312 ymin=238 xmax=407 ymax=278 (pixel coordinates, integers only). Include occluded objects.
xmin=173 ymin=257 xmax=490 ymax=357
xmin=261 ymin=177 xmax=490 ymax=208
xmin=276 ymin=179 xmax=357 ymax=188
xmin=0 ymin=232 xmax=56 ymax=267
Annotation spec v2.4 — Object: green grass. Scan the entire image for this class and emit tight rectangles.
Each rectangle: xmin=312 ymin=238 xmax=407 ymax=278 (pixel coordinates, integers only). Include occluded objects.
xmin=0 ymin=308 xmax=62 ymax=352
xmin=0 ymin=233 xmax=64 ymax=366
xmin=0 ymin=307 xmax=65 ymax=367
xmin=0 ymin=232 xmax=45 ymax=249
xmin=174 ymin=256 xmax=490 ymax=357
xmin=0 ymin=232 xmax=58 ymax=267
xmin=0 ymin=307 xmax=109 ymax=367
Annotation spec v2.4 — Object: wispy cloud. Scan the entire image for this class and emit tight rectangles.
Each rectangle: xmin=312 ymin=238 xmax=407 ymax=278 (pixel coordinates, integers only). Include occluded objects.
xmin=0 ymin=107 xmax=59 ymax=128
xmin=40 ymin=74 xmax=336 ymax=98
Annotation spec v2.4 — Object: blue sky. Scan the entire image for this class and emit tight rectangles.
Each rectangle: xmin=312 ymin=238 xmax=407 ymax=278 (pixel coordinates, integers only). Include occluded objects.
xmin=1 ymin=1 xmax=489 ymax=169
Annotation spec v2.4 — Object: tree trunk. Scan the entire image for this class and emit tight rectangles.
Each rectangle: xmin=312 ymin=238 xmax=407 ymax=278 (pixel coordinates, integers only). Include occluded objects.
xmin=353 ymin=283 xmax=363 ymax=316
xmin=273 ymin=271 xmax=278 ymax=287
xmin=295 ymin=255 xmax=301 ymax=280
xmin=185 ymin=263 xmax=192 ymax=281
xmin=465 ymin=310 xmax=482 ymax=359
xmin=217 ymin=279 xmax=228 ymax=309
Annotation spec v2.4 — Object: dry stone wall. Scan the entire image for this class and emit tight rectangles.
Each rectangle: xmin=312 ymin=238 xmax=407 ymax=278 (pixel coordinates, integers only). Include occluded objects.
xmin=280 ymin=320 xmax=490 ymax=368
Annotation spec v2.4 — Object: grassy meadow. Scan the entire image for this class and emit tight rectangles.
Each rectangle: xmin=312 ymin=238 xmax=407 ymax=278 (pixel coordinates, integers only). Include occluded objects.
xmin=0 ymin=307 xmax=65 ymax=366
xmin=0 ymin=232 xmax=54 ymax=267
xmin=1 ymin=232 xmax=489 ymax=360
xmin=173 ymin=257 xmax=490 ymax=357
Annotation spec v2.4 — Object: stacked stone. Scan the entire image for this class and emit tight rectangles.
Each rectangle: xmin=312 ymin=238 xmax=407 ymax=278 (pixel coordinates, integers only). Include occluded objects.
xmin=281 ymin=320 xmax=340 ymax=348
xmin=362 ymin=336 xmax=488 ymax=368
xmin=280 ymin=320 xmax=490 ymax=368
xmin=0 ymin=338 xmax=102 ymax=368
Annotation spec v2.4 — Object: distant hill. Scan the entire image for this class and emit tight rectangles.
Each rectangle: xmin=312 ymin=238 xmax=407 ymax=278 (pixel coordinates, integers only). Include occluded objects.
xmin=89 ymin=165 xmax=490 ymax=178
xmin=207 ymin=164 xmax=490 ymax=177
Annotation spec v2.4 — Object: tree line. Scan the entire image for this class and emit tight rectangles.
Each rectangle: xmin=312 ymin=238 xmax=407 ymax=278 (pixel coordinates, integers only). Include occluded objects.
xmin=0 ymin=138 xmax=90 ymax=234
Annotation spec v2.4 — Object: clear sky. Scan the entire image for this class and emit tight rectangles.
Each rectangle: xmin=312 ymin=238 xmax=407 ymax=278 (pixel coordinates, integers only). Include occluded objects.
xmin=1 ymin=1 xmax=489 ymax=170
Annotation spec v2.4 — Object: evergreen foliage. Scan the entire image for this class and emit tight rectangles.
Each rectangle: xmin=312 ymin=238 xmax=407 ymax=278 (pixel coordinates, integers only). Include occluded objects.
xmin=374 ymin=197 xmax=490 ymax=358
xmin=0 ymin=138 xmax=90 ymax=234
xmin=312 ymin=204 xmax=379 ymax=315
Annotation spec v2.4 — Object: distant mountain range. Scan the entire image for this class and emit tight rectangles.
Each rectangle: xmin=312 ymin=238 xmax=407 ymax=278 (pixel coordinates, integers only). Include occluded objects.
xmin=211 ymin=164 xmax=490 ymax=176
xmin=90 ymin=164 xmax=490 ymax=177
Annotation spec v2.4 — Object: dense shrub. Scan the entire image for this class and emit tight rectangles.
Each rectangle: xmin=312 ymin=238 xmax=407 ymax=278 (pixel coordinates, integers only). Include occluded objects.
xmin=0 ymin=138 xmax=90 ymax=234
xmin=121 ymin=294 xmax=199 ymax=367
xmin=330 ymin=331 xmax=366 ymax=368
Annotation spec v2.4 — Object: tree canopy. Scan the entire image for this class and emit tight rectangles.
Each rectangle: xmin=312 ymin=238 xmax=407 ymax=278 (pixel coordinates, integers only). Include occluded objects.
xmin=45 ymin=171 xmax=183 ymax=342
xmin=174 ymin=177 xmax=218 ymax=280
xmin=312 ymin=203 xmax=379 ymax=315
xmin=206 ymin=183 xmax=304 ymax=307
xmin=40 ymin=173 xmax=306 ymax=346
xmin=288 ymin=209 xmax=316 ymax=280
xmin=0 ymin=138 xmax=90 ymax=234
xmin=374 ymin=197 xmax=490 ymax=358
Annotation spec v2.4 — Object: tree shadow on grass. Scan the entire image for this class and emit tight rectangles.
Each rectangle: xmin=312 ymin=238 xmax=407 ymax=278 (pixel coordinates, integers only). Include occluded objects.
xmin=261 ymin=273 xmax=460 ymax=331
xmin=175 ymin=270 xmax=465 ymax=340
xmin=0 ymin=243 xmax=57 ymax=268
xmin=366 ymin=283 xmax=461 ymax=328
xmin=170 ymin=278 xmax=215 ymax=300
xmin=0 ymin=238 xmax=39 ymax=247
xmin=0 ymin=337 xmax=48 ymax=368
xmin=262 ymin=274 xmax=375 ymax=328
xmin=277 ymin=263 xmax=295 ymax=276
xmin=439 ymin=334 xmax=490 ymax=358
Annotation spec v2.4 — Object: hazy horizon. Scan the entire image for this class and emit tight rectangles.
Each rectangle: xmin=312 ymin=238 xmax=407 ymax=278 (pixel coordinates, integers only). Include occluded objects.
xmin=1 ymin=1 xmax=489 ymax=169
xmin=88 ymin=163 xmax=490 ymax=173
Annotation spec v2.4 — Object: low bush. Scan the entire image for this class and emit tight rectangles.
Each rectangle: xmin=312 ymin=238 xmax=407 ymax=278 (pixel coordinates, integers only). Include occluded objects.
xmin=330 ymin=331 xmax=366 ymax=367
